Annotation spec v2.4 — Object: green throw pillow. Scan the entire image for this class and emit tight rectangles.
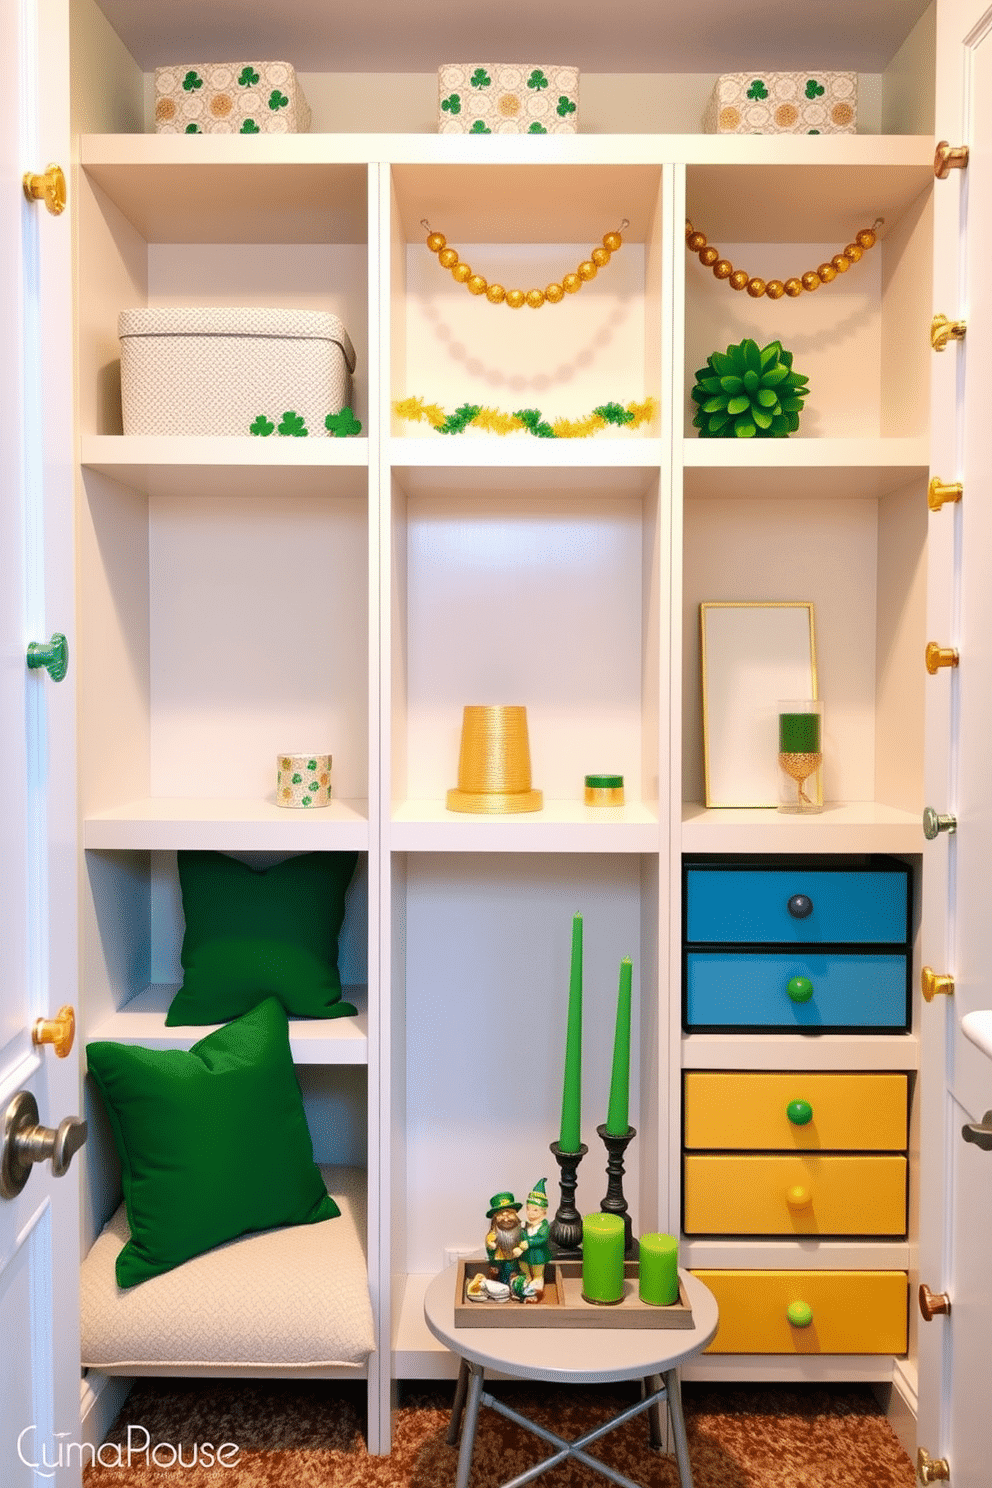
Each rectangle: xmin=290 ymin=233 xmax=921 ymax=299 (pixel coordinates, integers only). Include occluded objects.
xmin=87 ymin=997 xmax=339 ymax=1288
xmin=166 ymin=850 xmax=358 ymax=1026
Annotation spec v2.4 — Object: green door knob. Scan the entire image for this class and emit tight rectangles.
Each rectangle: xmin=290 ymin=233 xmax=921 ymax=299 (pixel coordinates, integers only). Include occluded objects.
xmin=786 ymin=975 xmax=814 ymax=1003
xmin=787 ymin=1300 xmax=814 ymax=1328
xmin=26 ymin=632 xmax=68 ymax=682
xmin=787 ymin=1099 xmax=814 ymax=1125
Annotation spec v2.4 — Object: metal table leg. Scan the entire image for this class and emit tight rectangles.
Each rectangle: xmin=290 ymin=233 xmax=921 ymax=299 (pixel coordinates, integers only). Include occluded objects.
xmin=662 ymin=1368 xmax=694 ymax=1488
xmin=447 ymin=1356 xmax=470 ymax=1446
xmin=453 ymin=1361 xmax=485 ymax=1488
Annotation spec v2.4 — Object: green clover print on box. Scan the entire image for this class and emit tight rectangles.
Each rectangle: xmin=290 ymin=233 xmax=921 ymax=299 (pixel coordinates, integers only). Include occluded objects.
xmin=805 ymin=79 xmax=825 ymax=98
xmin=268 ymin=89 xmax=290 ymax=111
xmin=557 ymin=96 xmax=576 ymax=117
xmin=527 ymin=69 xmax=549 ymax=90
xmin=240 ymin=120 xmax=261 ymax=133
xmin=746 ymin=79 xmax=769 ymax=99
xmin=182 ymin=70 xmax=203 ymax=92
xmin=238 ymin=66 xmax=260 ymax=86
xmin=470 ymin=69 xmax=491 ymax=88
xmin=441 ymin=94 xmax=461 ymax=115
xmin=469 ymin=120 xmax=491 ymax=133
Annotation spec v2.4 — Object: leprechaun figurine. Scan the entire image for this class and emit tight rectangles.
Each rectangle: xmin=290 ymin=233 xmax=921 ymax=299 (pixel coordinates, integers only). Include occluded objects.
xmin=520 ymin=1178 xmax=551 ymax=1294
xmin=485 ymin=1192 xmax=527 ymax=1284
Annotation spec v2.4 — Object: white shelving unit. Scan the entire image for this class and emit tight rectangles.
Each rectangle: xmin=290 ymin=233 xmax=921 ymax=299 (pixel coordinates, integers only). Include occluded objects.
xmin=70 ymin=12 xmax=935 ymax=1451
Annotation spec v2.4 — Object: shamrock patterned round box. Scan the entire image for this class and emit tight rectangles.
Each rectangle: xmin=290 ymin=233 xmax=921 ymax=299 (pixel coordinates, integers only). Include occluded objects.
xmin=154 ymin=61 xmax=311 ymax=134
xmin=704 ymin=73 xmax=857 ymax=134
xmin=118 ymin=308 xmax=356 ymax=438
xmin=438 ymin=65 xmax=579 ymax=134
xmin=276 ymin=754 xmax=332 ymax=809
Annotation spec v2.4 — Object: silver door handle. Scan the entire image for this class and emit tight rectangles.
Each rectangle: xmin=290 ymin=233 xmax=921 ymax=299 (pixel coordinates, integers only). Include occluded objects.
xmin=961 ymin=1110 xmax=992 ymax=1151
xmin=0 ymin=1091 xmax=87 ymax=1199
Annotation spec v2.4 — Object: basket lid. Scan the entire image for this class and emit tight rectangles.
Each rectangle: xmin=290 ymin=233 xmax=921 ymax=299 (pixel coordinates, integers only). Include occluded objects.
xmin=117 ymin=307 xmax=356 ymax=373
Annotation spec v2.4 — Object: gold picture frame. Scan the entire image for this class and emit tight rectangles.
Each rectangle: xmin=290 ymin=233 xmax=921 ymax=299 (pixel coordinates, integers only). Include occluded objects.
xmin=701 ymin=601 xmax=818 ymax=808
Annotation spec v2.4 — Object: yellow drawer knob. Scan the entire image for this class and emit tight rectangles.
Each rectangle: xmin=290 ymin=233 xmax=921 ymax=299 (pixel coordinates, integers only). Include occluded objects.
xmin=786 ymin=1185 xmax=812 ymax=1208
xmin=786 ymin=1300 xmax=813 ymax=1328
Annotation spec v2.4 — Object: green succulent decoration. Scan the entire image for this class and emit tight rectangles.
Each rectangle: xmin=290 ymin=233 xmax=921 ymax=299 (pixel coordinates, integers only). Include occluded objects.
xmin=691 ymin=338 xmax=809 ymax=438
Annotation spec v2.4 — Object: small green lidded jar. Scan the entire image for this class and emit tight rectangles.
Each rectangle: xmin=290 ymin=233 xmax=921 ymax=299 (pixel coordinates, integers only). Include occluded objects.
xmin=777 ymin=699 xmax=823 ymax=814
xmin=585 ymin=773 xmax=624 ymax=806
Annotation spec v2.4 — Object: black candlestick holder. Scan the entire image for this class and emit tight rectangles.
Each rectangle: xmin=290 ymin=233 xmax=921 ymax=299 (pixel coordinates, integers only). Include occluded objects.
xmin=548 ymin=1140 xmax=587 ymax=1256
xmin=598 ymin=1123 xmax=636 ymax=1255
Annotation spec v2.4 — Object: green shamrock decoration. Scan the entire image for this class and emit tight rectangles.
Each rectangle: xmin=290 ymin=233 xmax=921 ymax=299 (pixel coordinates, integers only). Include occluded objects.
xmin=307 ymin=759 xmax=317 ymax=771
xmin=249 ymin=414 xmax=275 ymax=436
xmin=184 ymin=124 xmax=201 ymax=134
xmin=302 ymin=796 xmax=312 ymax=806
xmin=268 ymin=90 xmax=289 ymax=110
xmin=470 ymin=69 xmax=491 ymax=88
xmin=746 ymin=79 xmax=768 ymax=99
xmin=690 ymin=338 xmax=809 ymax=438
xmin=556 ymin=96 xmax=576 ymax=117
xmin=527 ymin=69 xmax=549 ymax=90
xmin=805 ymin=79 xmax=825 ymax=98
xmin=292 ymin=773 xmax=303 ymax=784
xmin=808 ymin=129 xmax=821 ymax=135
xmin=277 ymin=411 xmax=309 ymax=437
xmin=238 ymin=66 xmax=260 ymax=86
xmin=441 ymin=93 xmax=461 ymax=115
xmin=528 ymin=122 xmax=547 ymax=133
xmin=240 ymin=119 xmax=260 ymax=133
xmin=325 ymin=406 xmax=362 ymax=437
xmin=182 ymin=70 xmax=203 ymax=92
xmin=469 ymin=120 xmax=491 ymax=133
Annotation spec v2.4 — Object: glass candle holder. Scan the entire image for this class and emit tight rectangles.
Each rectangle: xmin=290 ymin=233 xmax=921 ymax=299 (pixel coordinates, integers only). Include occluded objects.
xmin=777 ymin=700 xmax=823 ymax=814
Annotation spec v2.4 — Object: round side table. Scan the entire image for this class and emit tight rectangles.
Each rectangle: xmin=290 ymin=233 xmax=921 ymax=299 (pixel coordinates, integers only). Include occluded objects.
xmin=424 ymin=1265 xmax=719 ymax=1488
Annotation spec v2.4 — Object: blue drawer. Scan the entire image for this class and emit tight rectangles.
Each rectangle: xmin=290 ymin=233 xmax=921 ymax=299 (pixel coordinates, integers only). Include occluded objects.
xmin=685 ymin=865 xmax=910 ymax=945
xmin=685 ymin=950 xmax=910 ymax=1031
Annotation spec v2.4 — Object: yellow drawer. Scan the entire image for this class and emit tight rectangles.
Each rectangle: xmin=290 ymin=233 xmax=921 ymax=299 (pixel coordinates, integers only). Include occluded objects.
xmin=683 ymin=1071 xmax=908 ymax=1151
xmin=683 ymin=1153 xmax=907 ymax=1235
xmin=691 ymin=1269 xmax=908 ymax=1354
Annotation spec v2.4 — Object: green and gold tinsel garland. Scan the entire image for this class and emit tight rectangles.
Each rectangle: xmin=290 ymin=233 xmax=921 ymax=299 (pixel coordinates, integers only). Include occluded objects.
xmin=393 ymin=396 xmax=657 ymax=439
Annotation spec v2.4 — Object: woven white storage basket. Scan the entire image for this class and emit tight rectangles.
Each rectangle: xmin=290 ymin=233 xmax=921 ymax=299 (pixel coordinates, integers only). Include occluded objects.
xmin=118 ymin=308 xmax=356 ymax=438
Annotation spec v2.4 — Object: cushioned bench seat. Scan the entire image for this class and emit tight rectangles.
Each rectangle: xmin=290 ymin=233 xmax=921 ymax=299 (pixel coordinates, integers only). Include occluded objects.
xmin=81 ymin=1166 xmax=375 ymax=1374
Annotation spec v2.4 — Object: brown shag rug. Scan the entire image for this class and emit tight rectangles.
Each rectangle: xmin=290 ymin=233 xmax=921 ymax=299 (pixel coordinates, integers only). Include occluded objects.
xmin=83 ymin=1377 xmax=916 ymax=1487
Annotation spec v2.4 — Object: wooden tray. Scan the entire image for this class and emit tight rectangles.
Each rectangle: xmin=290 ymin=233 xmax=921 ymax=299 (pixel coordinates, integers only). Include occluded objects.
xmin=454 ymin=1260 xmax=694 ymax=1329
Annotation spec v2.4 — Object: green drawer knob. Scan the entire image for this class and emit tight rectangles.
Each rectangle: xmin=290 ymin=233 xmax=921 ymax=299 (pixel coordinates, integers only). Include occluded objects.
xmin=787 ymin=1300 xmax=814 ymax=1328
xmin=787 ymin=975 xmax=814 ymax=1003
xmin=787 ymin=1099 xmax=814 ymax=1126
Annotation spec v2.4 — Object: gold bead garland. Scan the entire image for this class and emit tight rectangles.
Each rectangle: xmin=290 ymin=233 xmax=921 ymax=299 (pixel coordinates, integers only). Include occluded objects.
xmin=685 ymin=217 xmax=884 ymax=298
xmin=422 ymin=218 xmax=629 ymax=307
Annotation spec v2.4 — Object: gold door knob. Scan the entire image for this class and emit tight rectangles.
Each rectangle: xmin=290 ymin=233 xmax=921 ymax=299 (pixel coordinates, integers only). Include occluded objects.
xmin=934 ymin=140 xmax=969 ymax=178
xmin=917 ymin=1447 xmax=950 ymax=1483
xmin=928 ymin=477 xmax=963 ymax=511
xmin=918 ymin=1283 xmax=951 ymax=1320
xmin=926 ymin=642 xmax=959 ymax=674
xmin=32 ymin=1005 xmax=75 ymax=1058
xmin=932 ymin=314 xmax=967 ymax=351
xmin=921 ymin=967 xmax=954 ymax=1002
xmin=22 ymin=163 xmax=66 ymax=216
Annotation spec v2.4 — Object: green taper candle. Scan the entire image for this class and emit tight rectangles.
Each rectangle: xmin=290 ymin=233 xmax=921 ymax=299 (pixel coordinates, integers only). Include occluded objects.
xmin=605 ymin=957 xmax=632 ymax=1136
xmin=581 ymin=1212 xmax=625 ymax=1303
xmin=559 ymin=913 xmax=583 ymax=1152
xmin=638 ymin=1232 xmax=679 ymax=1305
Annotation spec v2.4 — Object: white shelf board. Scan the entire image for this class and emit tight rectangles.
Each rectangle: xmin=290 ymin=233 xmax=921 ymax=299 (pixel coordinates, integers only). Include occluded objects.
xmin=392 ymin=1272 xmax=459 ymax=1379
xmin=390 ymin=799 xmax=660 ymax=853
xmin=682 ymin=438 xmax=929 ymax=500
xmin=88 ymin=984 xmax=368 ymax=1064
xmin=80 ymin=136 xmax=371 ymax=243
xmin=389 ymin=437 xmax=663 ymax=491
xmin=682 ymin=1239 xmax=911 ymax=1270
xmin=681 ymin=801 xmax=922 ymax=854
xmin=84 ymin=797 xmax=369 ymax=851
xmin=81 ymin=435 xmax=368 ymax=499
xmin=681 ymin=1355 xmax=898 ymax=1382
xmin=681 ymin=1033 xmax=919 ymax=1072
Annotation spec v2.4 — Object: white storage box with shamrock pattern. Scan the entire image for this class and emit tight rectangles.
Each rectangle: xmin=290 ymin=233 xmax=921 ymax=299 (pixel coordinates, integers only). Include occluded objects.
xmin=118 ymin=308 xmax=356 ymax=438
xmin=153 ymin=61 xmax=311 ymax=134
xmin=438 ymin=64 xmax=579 ymax=134
xmin=704 ymin=73 xmax=857 ymax=134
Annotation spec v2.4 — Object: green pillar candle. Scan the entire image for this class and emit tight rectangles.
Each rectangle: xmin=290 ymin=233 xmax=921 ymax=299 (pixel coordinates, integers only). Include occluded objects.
xmin=558 ymin=913 xmax=583 ymax=1153
xmin=581 ymin=1212 xmax=625 ymax=1303
xmin=638 ymin=1232 xmax=679 ymax=1306
xmin=605 ymin=957 xmax=632 ymax=1136
xmin=779 ymin=711 xmax=821 ymax=752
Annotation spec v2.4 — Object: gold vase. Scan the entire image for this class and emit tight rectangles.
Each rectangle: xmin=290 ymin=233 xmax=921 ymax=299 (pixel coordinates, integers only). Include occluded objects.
xmin=446 ymin=705 xmax=544 ymax=814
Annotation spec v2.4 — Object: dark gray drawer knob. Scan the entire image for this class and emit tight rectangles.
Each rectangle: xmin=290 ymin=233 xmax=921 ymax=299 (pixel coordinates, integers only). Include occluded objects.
xmin=787 ymin=893 xmax=813 ymax=919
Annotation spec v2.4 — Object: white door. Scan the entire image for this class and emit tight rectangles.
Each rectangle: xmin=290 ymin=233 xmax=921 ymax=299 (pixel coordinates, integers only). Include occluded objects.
xmin=0 ymin=0 xmax=82 ymax=1483
xmin=920 ymin=2 xmax=992 ymax=1483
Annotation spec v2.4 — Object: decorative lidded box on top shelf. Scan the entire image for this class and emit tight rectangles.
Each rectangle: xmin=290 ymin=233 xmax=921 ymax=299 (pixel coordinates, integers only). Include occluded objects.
xmin=438 ymin=64 xmax=579 ymax=134
xmin=118 ymin=308 xmax=356 ymax=438
xmin=154 ymin=61 xmax=311 ymax=133
xmin=704 ymin=73 xmax=857 ymax=134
